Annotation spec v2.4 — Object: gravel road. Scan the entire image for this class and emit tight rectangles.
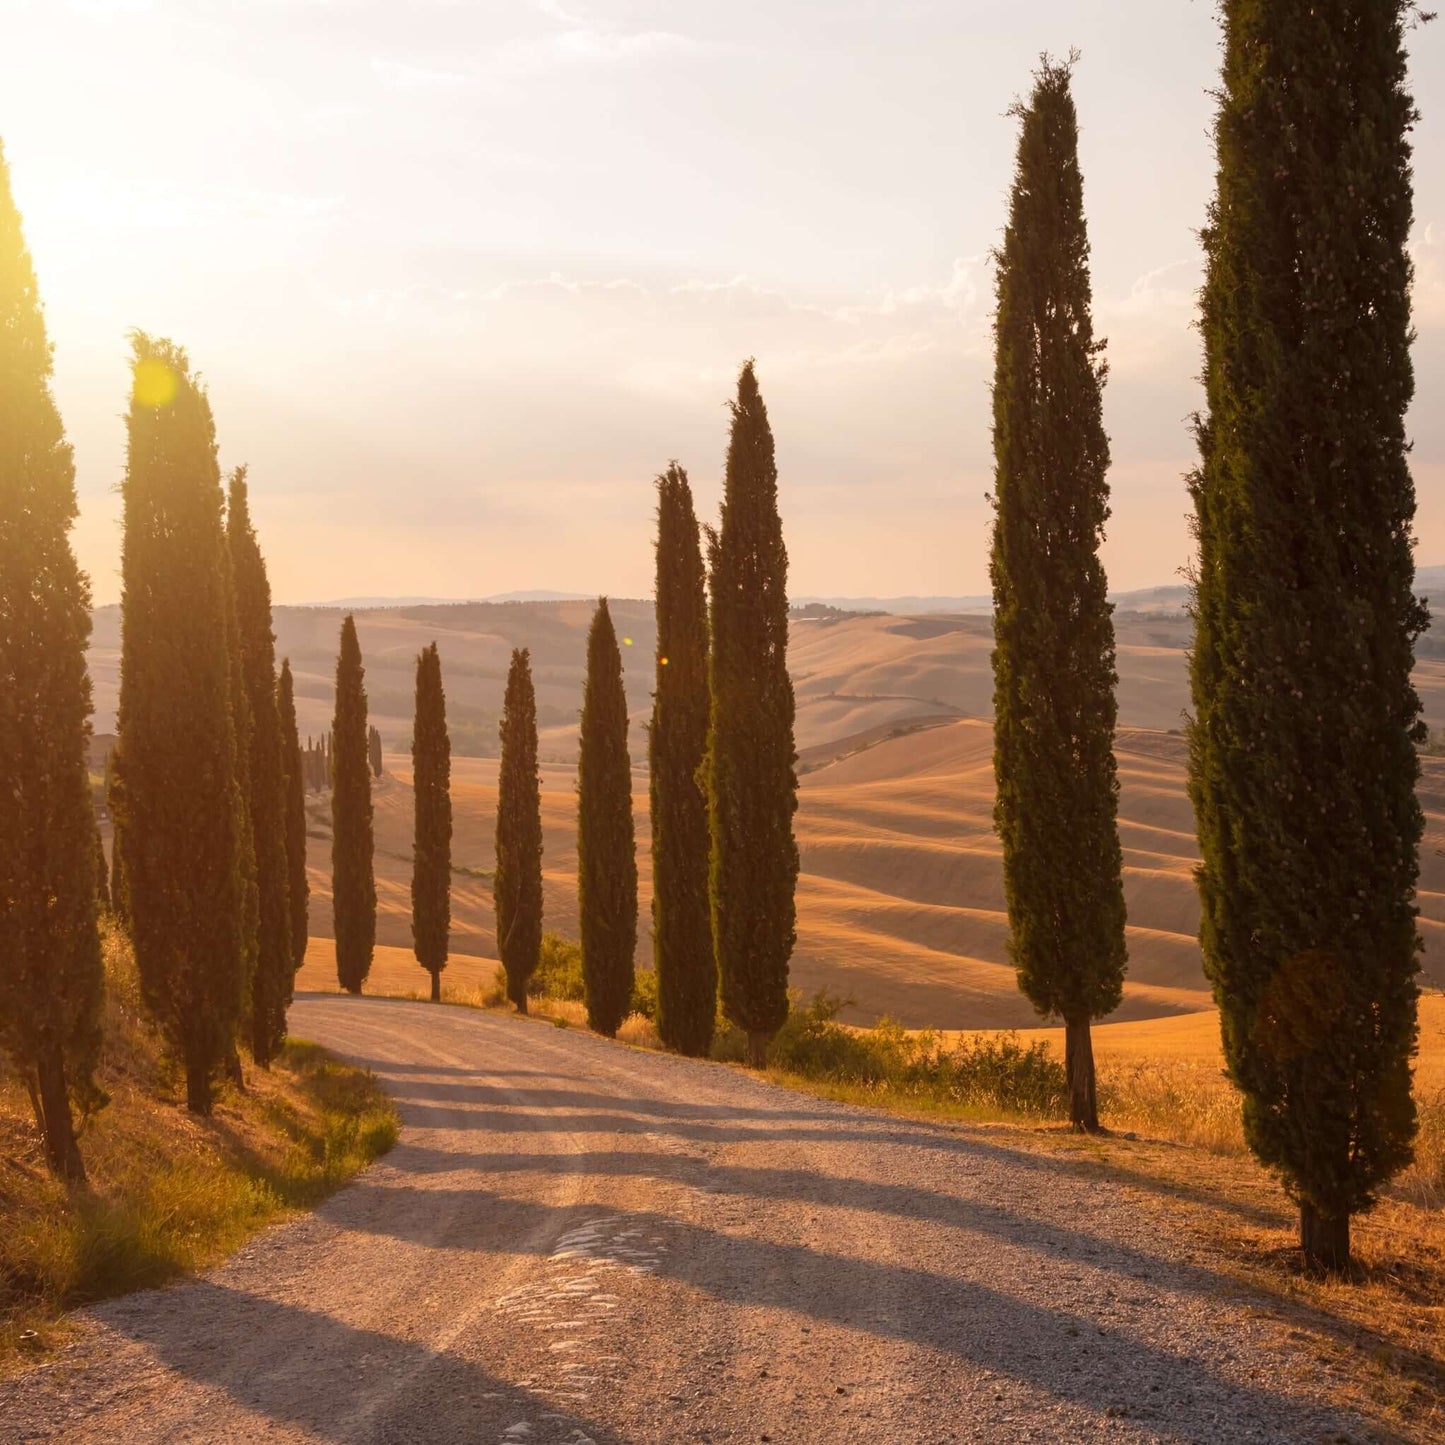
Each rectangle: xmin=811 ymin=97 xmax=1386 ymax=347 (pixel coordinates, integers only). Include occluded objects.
xmin=2 ymin=994 xmax=1375 ymax=1444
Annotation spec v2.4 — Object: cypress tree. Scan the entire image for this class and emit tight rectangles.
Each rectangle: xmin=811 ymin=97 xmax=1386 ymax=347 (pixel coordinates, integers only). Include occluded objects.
xmin=577 ymin=599 xmax=637 ymax=1037
xmin=223 ymin=521 xmax=259 ymax=1088
xmin=706 ymin=361 xmax=798 ymax=1067
xmin=650 ymin=464 xmax=715 ymax=1057
xmin=989 ymin=56 xmax=1126 ymax=1132
xmin=332 ymin=614 xmax=375 ymax=994
xmin=369 ymin=724 xmax=383 ymax=779
xmin=494 ymin=647 xmax=543 ymax=1012
xmin=0 ymin=139 xmax=105 ymax=1179
xmin=1188 ymin=1 xmax=1425 ymax=1271
xmin=277 ymin=659 xmax=309 ymax=972
xmin=113 ymin=334 xmax=247 ymax=1115
xmin=411 ymin=642 xmax=451 ymax=1002
xmin=226 ymin=468 xmax=291 ymax=1066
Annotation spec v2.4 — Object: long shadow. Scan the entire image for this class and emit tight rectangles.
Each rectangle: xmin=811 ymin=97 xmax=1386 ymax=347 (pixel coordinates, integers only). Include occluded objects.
xmin=76 ymin=1280 xmax=627 ymax=1443
xmin=355 ymin=1142 xmax=1250 ymax=1312
xmin=378 ymin=1075 xmax=1285 ymax=1228
xmin=309 ymin=1177 xmax=1358 ymax=1439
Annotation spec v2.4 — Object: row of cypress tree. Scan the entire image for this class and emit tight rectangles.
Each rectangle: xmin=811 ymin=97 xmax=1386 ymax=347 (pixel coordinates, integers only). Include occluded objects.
xmin=990 ymin=9 xmax=1425 ymax=1272
xmin=573 ymin=363 xmax=799 ymax=1066
xmin=317 ymin=618 xmax=549 ymax=1016
xmin=1 ymin=141 xmax=312 ymax=1156
xmin=111 ymin=338 xmax=310 ymax=1112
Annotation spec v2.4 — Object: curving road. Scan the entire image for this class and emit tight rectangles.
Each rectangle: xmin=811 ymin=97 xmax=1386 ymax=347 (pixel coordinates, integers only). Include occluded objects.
xmin=3 ymin=995 xmax=1369 ymax=1443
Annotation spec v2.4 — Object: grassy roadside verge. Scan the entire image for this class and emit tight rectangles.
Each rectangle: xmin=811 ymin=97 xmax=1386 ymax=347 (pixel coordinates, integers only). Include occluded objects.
xmin=0 ymin=928 xmax=398 ymax=1366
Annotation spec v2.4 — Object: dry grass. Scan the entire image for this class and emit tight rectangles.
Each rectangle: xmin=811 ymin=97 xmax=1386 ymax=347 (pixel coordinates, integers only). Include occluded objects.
xmin=0 ymin=923 xmax=398 ymax=1366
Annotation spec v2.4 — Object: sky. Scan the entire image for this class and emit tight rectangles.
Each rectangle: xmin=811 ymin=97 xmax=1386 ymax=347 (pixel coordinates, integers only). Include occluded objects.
xmin=2 ymin=0 xmax=1443 ymax=605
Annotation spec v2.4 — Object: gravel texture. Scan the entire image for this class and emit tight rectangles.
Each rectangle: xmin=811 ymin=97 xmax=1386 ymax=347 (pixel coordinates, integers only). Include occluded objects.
xmin=0 ymin=994 xmax=1376 ymax=1443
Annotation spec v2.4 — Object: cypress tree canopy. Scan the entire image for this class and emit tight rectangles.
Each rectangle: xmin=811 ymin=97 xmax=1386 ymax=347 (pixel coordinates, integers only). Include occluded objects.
xmin=494 ymin=648 xmax=543 ymax=1013
xmin=0 ymin=138 xmax=105 ymax=1178
xmin=706 ymin=361 xmax=798 ymax=1067
xmin=989 ymin=56 xmax=1126 ymax=1132
xmin=411 ymin=642 xmax=451 ymax=1003
xmin=226 ymin=468 xmax=292 ymax=1067
xmin=578 ymin=599 xmax=637 ymax=1037
xmin=650 ymin=463 xmax=715 ymax=1058
xmin=114 ymin=332 xmax=248 ymax=1116
xmin=332 ymin=614 xmax=376 ymax=994
xmin=1188 ymin=0 xmax=1425 ymax=1271
xmin=277 ymin=659 xmax=309 ymax=972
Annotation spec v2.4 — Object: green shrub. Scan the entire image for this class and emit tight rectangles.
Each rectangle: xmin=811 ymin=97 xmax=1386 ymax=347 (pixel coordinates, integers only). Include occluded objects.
xmin=528 ymin=932 xmax=585 ymax=1003
xmin=629 ymin=968 xmax=659 ymax=1021
xmin=766 ymin=991 xmax=1067 ymax=1118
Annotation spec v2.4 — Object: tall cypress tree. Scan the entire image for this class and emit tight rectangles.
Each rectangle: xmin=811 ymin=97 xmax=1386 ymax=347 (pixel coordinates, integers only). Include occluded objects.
xmin=706 ymin=362 xmax=798 ymax=1067
xmin=495 ymin=647 xmax=543 ymax=1012
xmin=412 ymin=642 xmax=451 ymax=1002
xmin=114 ymin=333 xmax=247 ymax=1115
xmin=0 ymin=139 xmax=104 ymax=1179
xmin=369 ymin=724 xmax=383 ymax=779
xmin=277 ymin=659 xmax=309 ymax=973
xmin=650 ymin=464 xmax=715 ymax=1057
xmin=989 ymin=57 xmax=1126 ymax=1133
xmin=578 ymin=599 xmax=637 ymax=1037
xmin=227 ymin=468 xmax=291 ymax=1066
xmin=1189 ymin=2 xmax=1425 ymax=1271
xmin=222 ymin=518 xmax=258 ymax=1088
xmin=332 ymin=614 xmax=375 ymax=994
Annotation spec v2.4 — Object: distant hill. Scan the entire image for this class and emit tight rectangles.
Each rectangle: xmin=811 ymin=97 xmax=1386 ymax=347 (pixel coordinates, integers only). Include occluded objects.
xmin=86 ymin=564 xmax=1445 ymax=760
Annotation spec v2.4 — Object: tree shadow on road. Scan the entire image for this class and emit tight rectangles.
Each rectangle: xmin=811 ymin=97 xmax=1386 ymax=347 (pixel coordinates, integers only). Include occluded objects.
xmin=81 ymin=1279 xmax=626 ymax=1444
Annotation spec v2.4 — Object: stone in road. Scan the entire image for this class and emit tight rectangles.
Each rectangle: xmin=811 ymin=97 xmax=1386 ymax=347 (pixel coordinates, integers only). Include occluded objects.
xmin=2 ymin=995 xmax=1367 ymax=1443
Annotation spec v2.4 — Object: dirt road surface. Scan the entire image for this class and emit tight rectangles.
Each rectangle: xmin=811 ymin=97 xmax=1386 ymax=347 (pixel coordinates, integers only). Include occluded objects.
xmin=3 ymin=995 xmax=1372 ymax=1443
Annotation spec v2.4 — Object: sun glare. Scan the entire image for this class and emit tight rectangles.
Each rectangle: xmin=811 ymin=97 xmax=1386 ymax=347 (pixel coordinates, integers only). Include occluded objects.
xmin=132 ymin=356 xmax=177 ymax=409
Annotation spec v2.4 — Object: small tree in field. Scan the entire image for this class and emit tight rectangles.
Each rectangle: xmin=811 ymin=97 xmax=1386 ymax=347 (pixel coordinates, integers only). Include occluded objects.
xmin=650 ymin=464 xmax=715 ymax=1057
xmin=331 ymin=614 xmax=375 ymax=993
xmin=578 ymin=599 xmax=637 ymax=1037
xmin=0 ymin=139 xmax=104 ymax=1177
xmin=706 ymin=361 xmax=798 ymax=1067
xmin=1188 ymin=0 xmax=1426 ymax=1271
xmin=411 ymin=642 xmax=451 ymax=1002
xmin=494 ymin=648 xmax=543 ymax=1012
xmin=989 ymin=56 xmax=1127 ymax=1132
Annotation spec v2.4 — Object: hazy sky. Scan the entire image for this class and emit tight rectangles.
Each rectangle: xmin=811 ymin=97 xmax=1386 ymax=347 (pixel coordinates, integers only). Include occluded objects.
xmin=3 ymin=0 xmax=1443 ymax=604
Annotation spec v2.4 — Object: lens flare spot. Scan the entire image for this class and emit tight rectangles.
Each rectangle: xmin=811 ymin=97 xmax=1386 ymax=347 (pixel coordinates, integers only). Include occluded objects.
xmin=133 ymin=357 xmax=178 ymax=409
xmin=622 ymin=637 xmax=633 ymax=646
xmin=658 ymin=656 xmax=669 ymax=666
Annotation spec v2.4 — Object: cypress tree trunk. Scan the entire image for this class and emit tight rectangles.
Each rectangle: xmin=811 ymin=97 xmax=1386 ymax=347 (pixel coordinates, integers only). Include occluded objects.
xmin=411 ymin=643 xmax=452 ymax=1003
xmin=332 ymin=615 xmax=376 ymax=994
xmin=0 ymin=140 xmax=106 ymax=1178
xmin=227 ymin=468 xmax=292 ymax=1067
xmin=578 ymin=600 xmax=637 ymax=1037
xmin=495 ymin=648 xmax=543 ymax=1013
xmin=1189 ymin=1 xmax=1425 ymax=1272
xmin=115 ymin=334 xmax=248 ymax=1117
xmin=989 ymin=58 xmax=1126 ymax=1132
xmin=650 ymin=464 xmax=715 ymax=1057
xmin=706 ymin=361 xmax=798 ymax=1067
xmin=277 ymin=660 xmax=310 ymax=971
